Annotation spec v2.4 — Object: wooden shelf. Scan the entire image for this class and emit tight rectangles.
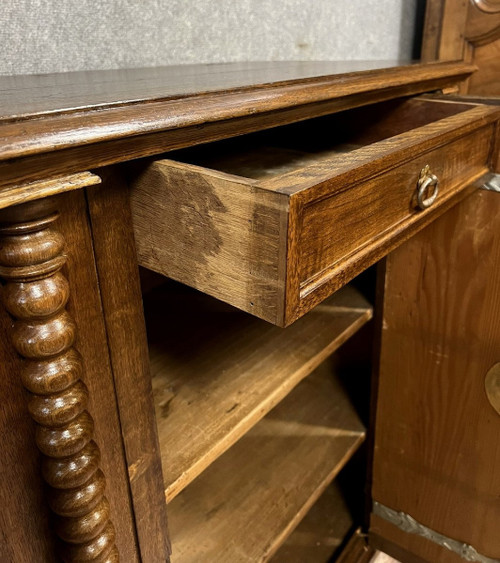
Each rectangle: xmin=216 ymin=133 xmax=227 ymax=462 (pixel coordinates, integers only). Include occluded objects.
xmin=145 ymin=284 xmax=372 ymax=501
xmin=167 ymin=360 xmax=366 ymax=562
xmin=271 ymin=481 xmax=355 ymax=563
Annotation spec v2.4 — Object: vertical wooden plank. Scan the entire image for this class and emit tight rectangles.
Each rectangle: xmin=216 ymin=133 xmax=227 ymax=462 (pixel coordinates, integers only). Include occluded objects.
xmin=86 ymin=166 xmax=171 ymax=562
xmin=57 ymin=191 xmax=140 ymax=562
xmin=370 ymin=189 xmax=500 ymax=561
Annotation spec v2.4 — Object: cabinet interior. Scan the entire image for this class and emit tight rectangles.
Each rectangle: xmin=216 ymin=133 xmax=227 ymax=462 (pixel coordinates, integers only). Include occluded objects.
xmin=140 ymin=266 xmax=376 ymax=562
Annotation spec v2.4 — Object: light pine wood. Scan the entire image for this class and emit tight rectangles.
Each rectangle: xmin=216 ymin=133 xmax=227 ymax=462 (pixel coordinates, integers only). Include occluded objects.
xmin=371 ymin=190 xmax=500 ymax=561
xmin=167 ymin=361 xmax=366 ymax=563
xmin=271 ymin=482 xmax=355 ymax=563
xmin=146 ymin=284 xmax=372 ymax=502
xmin=130 ymin=98 xmax=499 ymax=326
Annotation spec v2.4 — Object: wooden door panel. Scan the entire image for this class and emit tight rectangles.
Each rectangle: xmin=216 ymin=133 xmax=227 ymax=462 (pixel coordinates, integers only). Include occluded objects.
xmin=370 ymin=188 xmax=500 ymax=562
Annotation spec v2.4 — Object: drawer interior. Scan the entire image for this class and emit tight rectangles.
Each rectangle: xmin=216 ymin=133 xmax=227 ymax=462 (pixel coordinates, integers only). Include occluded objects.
xmin=130 ymin=95 xmax=494 ymax=327
xmin=164 ymin=98 xmax=479 ymax=181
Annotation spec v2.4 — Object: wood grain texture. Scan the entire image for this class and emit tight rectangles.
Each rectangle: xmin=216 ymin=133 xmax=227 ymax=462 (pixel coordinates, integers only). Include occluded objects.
xmin=0 ymin=61 xmax=474 ymax=158
xmin=168 ymin=361 xmax=366 ymax=563
xmin=0 ymin=61 xmax=476 ymax=189
xmin=468 ymin=38 xmax=500 ymax=94
xmin=371 ymin=190 xmax=500 ymax=560
xmin=56 ymin=191 xmax=140 ymax=563
xmin=131 ymin=99 xmax=499 ymax=326
xmin=130 ymin=159 xmax=288 ymax=325
xmin=0 ymin=61 xmax=470 ymax=123
xmin=0 ymin=297 xmax=58 ymax=562
xmin=296 ymin=124 xmax=492 ymax=286
xmin=370 ymin=516 xmax=468 ymax=563
xmin=145 ymin=283 xmax=372 ymax=502
xmin=86 ymin=168 xmax=171 ymax=562
xmin=271 ymin=482 xmax=355 ymax=563
xmin=0 ymin=172 xmax=100 ymax=211
xmin=422 ymin=0 xmax=500 ymax=94
xmin=0 ymin=196 xmax=121 ymax=562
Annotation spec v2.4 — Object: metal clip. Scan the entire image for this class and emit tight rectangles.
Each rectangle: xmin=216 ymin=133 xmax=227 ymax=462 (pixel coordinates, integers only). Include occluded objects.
xmin=481 ymin=173 xmax=500 ymax=193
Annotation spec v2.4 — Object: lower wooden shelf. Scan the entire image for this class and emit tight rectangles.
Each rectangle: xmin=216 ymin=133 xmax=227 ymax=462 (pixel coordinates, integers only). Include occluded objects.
xmin=167 ymin=360 xmax=366 ymax=562
xmin=272 ymin=481 xmax=355 ymax=563
xmin=145 ymin=283 xmax=372 ymax=501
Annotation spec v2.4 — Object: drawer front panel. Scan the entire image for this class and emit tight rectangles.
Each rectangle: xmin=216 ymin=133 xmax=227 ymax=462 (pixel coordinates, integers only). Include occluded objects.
xmin=298 ymin=125 xmax=493 ymax=293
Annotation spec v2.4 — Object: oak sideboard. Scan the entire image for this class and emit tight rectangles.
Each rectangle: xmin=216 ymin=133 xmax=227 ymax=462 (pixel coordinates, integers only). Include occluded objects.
xmin=1 ymin=5 xmax=499 ymax=562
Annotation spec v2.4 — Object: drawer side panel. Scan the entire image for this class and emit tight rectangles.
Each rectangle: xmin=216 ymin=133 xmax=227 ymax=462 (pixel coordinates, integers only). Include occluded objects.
xmin=130 ymin=161 xmax=287 ymax=324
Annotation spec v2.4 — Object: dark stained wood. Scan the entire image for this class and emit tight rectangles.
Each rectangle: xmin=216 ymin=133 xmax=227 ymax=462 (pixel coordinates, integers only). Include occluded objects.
xmin=86 ymin=167 xmax=171 ymax=562
xmin=0 ymin=61 xmax=476 ymax=189
xmin=145 ymin=284 xmax=372 ymax=501
xmin=0 ymin=61 xmax=468 ymax=122
xmin=0 ymin=171 xmax=101 ymax=211
xmin=55 ymin=191 xmax=140 ymax=562
xmin=130 ymin=98 xmax=498 ymax=326
xmin=168 ymin=361 xmax=366 ymax=563
xmin=371 ymin=189 xmax=500 ymax=560
xmin=336 ymin=529 xmax=375 ymax=563
xmin=0 ymin=300 xmax=58 ymax=562
xmin=0 ymin=195 xmax=124 ymax=561
xmin=422 ymin=0 xmax=500 ymax=95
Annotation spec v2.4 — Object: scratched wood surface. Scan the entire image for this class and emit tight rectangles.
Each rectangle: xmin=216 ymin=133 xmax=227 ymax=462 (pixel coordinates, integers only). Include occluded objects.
xmin=167 ymin=361 xmax=366 ymax=563
xmin=371 ymin=189 xmax=500 ymax=561
xmin=145 ymin=283 xmax=372 ymax=502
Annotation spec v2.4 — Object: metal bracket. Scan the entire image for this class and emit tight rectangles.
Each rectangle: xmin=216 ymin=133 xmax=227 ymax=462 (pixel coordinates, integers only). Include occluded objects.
xmin=373 ymin=502 xmax=500 ymax=563
xmin=481 ymin=173 xmax=500 ymax=193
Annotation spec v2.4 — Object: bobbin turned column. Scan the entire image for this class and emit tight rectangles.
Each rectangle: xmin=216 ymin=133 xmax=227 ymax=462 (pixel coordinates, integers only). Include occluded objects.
xmin=0 ymin=193 xmax=119 ymax=562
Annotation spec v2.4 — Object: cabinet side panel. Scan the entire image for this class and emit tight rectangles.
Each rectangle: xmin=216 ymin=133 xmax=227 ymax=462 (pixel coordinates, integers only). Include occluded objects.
xmin=86 ymin=168 xmax=171 ymax=562
xmin=57 ymin=191 xmax=140 ymax=561
xmin=371 ymin=189 xmax=500 ymax=561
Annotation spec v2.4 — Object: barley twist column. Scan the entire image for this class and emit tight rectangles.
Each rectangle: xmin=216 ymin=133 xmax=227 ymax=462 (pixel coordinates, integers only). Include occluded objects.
xmin=0 ymin=195 xmax=119 ymax=562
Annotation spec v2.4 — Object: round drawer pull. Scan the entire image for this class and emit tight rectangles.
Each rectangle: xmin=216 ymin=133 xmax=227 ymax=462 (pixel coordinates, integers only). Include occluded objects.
xmin=416 ymin=165 xmax=439 ymax=210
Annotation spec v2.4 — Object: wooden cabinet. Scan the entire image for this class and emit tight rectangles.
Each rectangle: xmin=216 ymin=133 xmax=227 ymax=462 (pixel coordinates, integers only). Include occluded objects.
xmin=0 ymin=26 xmax=499 ymax=563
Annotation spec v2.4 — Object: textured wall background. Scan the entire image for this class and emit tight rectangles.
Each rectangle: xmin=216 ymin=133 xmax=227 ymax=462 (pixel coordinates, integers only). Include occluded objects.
xmin=1 ymin=0 xmax=423 ymax=76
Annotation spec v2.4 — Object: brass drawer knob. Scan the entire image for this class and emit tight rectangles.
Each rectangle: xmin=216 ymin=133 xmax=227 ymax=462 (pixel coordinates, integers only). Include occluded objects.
xmin=416 ymin=165 xmax=439 ymax=210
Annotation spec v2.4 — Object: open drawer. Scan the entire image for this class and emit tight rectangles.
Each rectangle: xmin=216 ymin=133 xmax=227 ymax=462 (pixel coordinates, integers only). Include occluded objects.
xmin=129 ymin=97 xmax=499 ymax=326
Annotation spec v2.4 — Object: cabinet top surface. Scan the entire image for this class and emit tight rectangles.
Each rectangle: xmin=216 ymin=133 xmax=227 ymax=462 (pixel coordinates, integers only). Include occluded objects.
xmin=0 ymin=60 xmax=471 ymax=123
xmin=0 ymin=60 xmax=476 ymax=191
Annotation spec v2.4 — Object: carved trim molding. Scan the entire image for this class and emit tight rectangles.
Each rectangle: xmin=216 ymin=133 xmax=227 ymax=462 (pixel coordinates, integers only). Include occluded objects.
xmin=471 ymin=0 xmax=500 ymax=14
xmin=0 ymin=194 xmax=119 ymax=562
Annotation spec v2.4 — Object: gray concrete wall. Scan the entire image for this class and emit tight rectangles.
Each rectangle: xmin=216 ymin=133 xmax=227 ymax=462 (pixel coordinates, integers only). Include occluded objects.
xmin=1 ymin=1 xmax=421 ymax=75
